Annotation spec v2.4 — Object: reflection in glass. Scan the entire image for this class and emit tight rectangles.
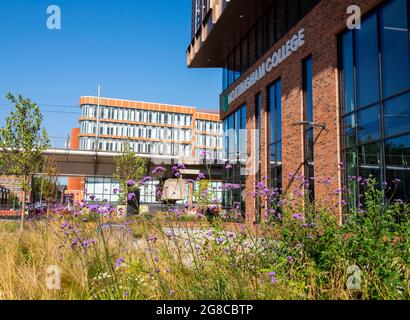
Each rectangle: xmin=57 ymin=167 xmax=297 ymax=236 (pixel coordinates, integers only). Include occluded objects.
xmin=355 ymin=14 xmax=380 ymax=107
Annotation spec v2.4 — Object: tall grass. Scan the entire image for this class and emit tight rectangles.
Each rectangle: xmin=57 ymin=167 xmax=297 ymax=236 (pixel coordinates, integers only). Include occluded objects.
xmin=0 ymin=177 xmax=408 ymax=300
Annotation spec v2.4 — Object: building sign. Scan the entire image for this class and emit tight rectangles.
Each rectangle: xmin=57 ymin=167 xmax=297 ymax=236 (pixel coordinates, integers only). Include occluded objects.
xmin=225 ymin=28 xmax=305 ymax=108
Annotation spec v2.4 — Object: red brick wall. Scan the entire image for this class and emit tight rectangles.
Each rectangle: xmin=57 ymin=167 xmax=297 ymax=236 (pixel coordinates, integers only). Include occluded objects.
xmin=67 ymin=128 xmax=84 ymax=201
xmin=220 ymin=0 xmax=384 ymax=223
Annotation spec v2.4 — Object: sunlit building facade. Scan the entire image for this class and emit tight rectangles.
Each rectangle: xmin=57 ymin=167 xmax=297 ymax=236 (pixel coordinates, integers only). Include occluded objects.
xmin=78 ymin=97 xmax=222 ymax=160
xmin=67 ymin=97 xmax=224 ymax=205
xmin=188 ymin=0 xmax=410 ymax=223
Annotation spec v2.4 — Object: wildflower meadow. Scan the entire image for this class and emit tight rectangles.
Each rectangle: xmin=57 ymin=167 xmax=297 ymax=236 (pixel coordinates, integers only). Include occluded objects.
xmin=0 ymin=164 xmax=408 ymax=300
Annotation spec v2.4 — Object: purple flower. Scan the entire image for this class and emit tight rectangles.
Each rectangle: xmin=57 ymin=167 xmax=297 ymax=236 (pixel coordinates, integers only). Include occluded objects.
xmin=199 ymin=149 xmax=208 ymax=157
xmin=124 ymin=292 xmax=129 ymax=297
xmin=152 ymin=166 xmax=167 ymax=175
xmin=197 ymin=172 xmax=206 ymax=180
xmin=82 ymin=239 xmax=96 ymax=248
xmin=216 ymin=236 xmax=225 ymax=245
xmin=147 ymin=235 xmax=157 ymax=243
xmin=116 ymin=257 xmax=125 ymax=268
xmin=393 ymin=179 xmax=402 ymax=185
xmin=127 ymin=179 xmax=135 ymax=187
xmin=128 ymin=193 xmax=136 ymax=201
xmin=292 ymin=213 xmax=303 ymax=220
xmin=269 ymin=271 xmax=276 ymax=284
xmin=287 ymin=256 xmax=294 ymax=263
xmin=172 ymin=208 xmax=182 ymax=218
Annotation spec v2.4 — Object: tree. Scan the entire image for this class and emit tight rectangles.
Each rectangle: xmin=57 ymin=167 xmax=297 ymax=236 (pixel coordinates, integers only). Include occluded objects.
xmin=0 ymin=94 xmax=50 ymax=230
xmin=113 ymin=141 xmax=147 ymax=211
xmin=32 ymin=157 xmax=60 ymax=210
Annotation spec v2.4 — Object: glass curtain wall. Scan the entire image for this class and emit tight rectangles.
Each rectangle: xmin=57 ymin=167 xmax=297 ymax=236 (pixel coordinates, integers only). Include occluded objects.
xmin=268 ymin=80 xmax=283 ymax=191
xmin=223 ymin=105 xmax=247 ymax=212
xmin=339 ymin=0 xmax=410 ymax=207
xmin=222 ymin=0 xmax=320 ymax=91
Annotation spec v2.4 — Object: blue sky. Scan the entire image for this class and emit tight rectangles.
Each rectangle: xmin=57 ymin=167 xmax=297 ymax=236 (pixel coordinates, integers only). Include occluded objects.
xmin=0 ymin=0 xmax=221 ymax=147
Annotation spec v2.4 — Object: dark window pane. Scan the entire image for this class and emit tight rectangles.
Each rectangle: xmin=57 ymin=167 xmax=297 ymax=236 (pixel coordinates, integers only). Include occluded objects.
xmin=256 ymin=19 xmax=263 ymax=59
xmin=381 ymin=0 xmax=410 ymax=98
xmin=248 ymin=27 xmax=256 ymax=67
xmin=386 ymin=168 xmax=410 ymax=202
xmin=357 ymin=105 xmax=381 ymax=144
xmin=275 ymin=0 xmax=286 ymax=40
xmin=234 ymin=45 xmax=241 ymax=80
xmin=287 ymin=0 xmax=300 ymax=29
xmin=228 ymin=52 xmax=234 ymax=85
xmin=222 ymin=61 xmax=228 ymax=91
xmin=307 ymin=129 xmax=314 ymax=162
xmin=301 ymin=0 xmax=318 ymax=17
xmin=268 ymin=83 xmax=276 ymax=144
xmin=304 ymin=57 xmax=314 ymax=123
xmin=275 ymin=81 xmax=282 ymax=142
xmin=267 ymin=6 xmax=275 ymax=47
xmin=342 ymin=31 xmax=355 ymax=114
xmin=355 ymin=14 xmax=380 ymax=107
xmin=344 ymin=113 xmax=357 ymax=148
xmin=346 ymin=148 xmax=358 ymax=177
xmin=385 ymin=134 xmax=410 ymax=167
xmin=359 ymin=167 xmax=381 ymax=182
xmin=358 ymin=143 xmax=381 ymax=166
xmin=241 ymin=36 xmax=248 ymax=73
xmin=276 ymin=142 xmax=282 ymax=163
xmin=384 ymin=92 xmax=410 ymax=137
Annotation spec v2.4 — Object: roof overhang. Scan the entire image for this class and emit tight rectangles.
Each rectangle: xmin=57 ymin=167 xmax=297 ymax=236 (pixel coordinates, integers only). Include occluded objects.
xmin=187 ymin=0 xmax=271 ymax=68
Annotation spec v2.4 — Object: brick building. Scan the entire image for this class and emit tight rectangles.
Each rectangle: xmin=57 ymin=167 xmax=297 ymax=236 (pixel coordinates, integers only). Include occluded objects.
xmin=187 ymin=0 xmax=410 ymax=223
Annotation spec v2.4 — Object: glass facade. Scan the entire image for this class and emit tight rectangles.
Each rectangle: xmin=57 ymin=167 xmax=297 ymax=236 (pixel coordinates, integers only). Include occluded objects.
xmin=268 ymin=80 xmax=282 ymax=190
xmin=223 ymin=105 xmax=247 ymax=211
xmin=85 ymin=177 xmax=120 ymax=203
xmin=85 ymin=178 xmax=163 ymax=204
xmin=340 ymin=0 xmax=410 ymax=204
xmin=222 ymin=0 xmax=320 ymax=91
xmin=303 ymin=57 xmax=315 ymax=201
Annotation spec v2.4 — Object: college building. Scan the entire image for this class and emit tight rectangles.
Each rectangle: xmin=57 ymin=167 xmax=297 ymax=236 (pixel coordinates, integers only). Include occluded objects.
xmin=67 ymin=96 xmax=223 ymax=205
xmin=187 ymin=0 xmax=410 ymax=222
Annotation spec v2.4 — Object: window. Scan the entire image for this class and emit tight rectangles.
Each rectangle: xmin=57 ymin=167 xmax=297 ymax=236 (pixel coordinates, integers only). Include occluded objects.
xmin=340 ymin=0 xmax=410 ymax=207
xmin=222 ymin=105 xmax=247 ymax=212
xmin=303 ymin=57 xmax=314 ymax=202
xmin=268 ymin=80 xmax=282 ymax=190
xmin=275 ymin=0 xmax=286 ymax=41
xmin=380 ymin=0 xmax=410 ymax=97
xmin=355 ymin=14 xmax=380 ymax=108
xmin=221 ymin=0 xmax=319 ymax=91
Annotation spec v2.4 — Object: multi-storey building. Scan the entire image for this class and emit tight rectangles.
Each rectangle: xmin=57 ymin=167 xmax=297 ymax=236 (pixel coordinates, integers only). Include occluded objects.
xmin=67 ymin=97 xmax=223 ymax=205
xmin=187 ymin=0 xmax=410 ymax=223
xmin=0 ymin=175 xmax=31 ymax=205
xmin=78 ymin=96 xmax=223 ymax=160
